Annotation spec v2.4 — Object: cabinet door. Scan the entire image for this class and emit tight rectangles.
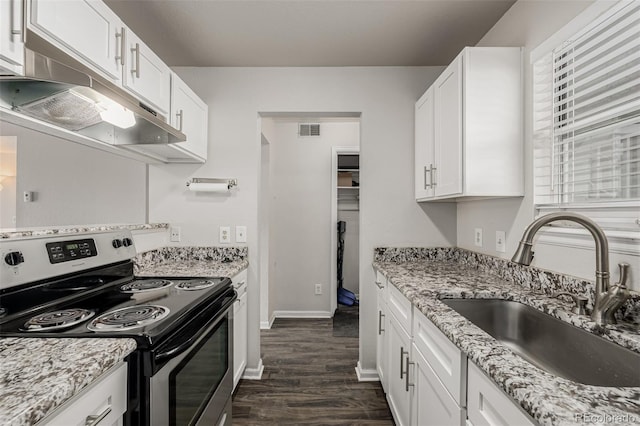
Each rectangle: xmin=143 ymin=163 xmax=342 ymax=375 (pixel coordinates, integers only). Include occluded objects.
xmin=123 ymin=30 xmax=170 ymax=116
xmin=411 ymin=344 xmax=465 ymax=426
xmin=387 ymin=313 xmax=412 ymax=426
xmin=0 ymin=0 xmax=24 ymax=73
xmin=415 ymin=87 xmax=435 ymax=200
xmin=434 ymin=54 xmax=463 ymax=197
xmin=467 ymin=362 xmax=534 ymax=426
xmin=376 ymin=300 xmax=388 ymax=392
xmin=29 ymin=0 xmax=123 ymax=81
xmin=170 ymin=73 xmax=209 ymax=161
xmin=233 ymin=290 xmax=248 ymax=390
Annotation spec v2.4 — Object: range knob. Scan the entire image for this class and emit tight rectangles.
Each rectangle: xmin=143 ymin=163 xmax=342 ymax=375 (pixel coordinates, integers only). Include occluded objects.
xmin=122 ymin=237 xmax=133 ymax=247
xmin=4 ymin=251 xmax=24 ymax=266
xmin=112 ymin=239 xmax=123 ymax=248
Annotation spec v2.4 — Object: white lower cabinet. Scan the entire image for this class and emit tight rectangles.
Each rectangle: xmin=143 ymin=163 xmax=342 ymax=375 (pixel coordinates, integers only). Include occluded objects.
xmin=232 ymin=269 xmax=248 ymax=390
xmin=387 ymin=310 xmax=412 ymax=426
xmin=376 ymin=278 xmax=534 ymax=426
xmin=467 ymin=362 xmax=535 ymax=426
xmin=411 ymin=344 xmax=466 ymax=426
xmin=375 ymin=270 xmax=389 ymax=391
xmin=39 ymin=362 xmax=127 ymax=426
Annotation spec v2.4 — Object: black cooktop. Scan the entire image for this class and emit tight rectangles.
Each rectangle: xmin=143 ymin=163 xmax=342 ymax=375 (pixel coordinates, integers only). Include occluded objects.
xmin=0 ymin=261 xmax=232 ymax=348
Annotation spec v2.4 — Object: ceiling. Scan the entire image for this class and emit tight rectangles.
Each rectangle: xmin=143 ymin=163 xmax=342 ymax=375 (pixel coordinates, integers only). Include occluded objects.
xmin=104 ymin=0 xmax=516 ymax=67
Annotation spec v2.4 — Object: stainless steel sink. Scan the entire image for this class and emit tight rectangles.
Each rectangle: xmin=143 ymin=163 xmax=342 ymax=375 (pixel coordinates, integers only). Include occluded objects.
xmin=441 ymin=299 xmax=640 ymax=387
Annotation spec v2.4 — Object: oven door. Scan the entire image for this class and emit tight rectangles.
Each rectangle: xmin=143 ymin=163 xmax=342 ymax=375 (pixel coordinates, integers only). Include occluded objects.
xmin=150 ymin=294 xmax=234 ymax=426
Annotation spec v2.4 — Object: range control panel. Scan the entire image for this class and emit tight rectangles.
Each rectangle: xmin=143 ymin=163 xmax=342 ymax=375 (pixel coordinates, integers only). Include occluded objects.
xmin=45 ymin=238 xmax=97 ymax=264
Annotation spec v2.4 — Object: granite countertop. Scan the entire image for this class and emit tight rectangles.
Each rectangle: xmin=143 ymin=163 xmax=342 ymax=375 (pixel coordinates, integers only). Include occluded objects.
xmin=134 ymin=246 xmax=249 ymax=278
xmin=0 ymin=338 xmax=137 ymax=426
xmin=136 ymin=258 xmax=248 ymax=278
xmin=0 ymin=223 xmax=168 ymax=239
xmin=373 ymin=254 xmax=640 ymax=426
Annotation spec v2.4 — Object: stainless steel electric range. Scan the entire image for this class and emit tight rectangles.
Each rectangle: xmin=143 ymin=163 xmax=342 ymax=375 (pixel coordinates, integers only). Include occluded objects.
xmin=0 ymin=230 xmax=235 ymax=426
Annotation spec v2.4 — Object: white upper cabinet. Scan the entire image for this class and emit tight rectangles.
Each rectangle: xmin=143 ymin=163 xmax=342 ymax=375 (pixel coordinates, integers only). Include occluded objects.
xmin=122 ymin=29 xmax=171 ymax=116
xmin=28 ymin=0 xmax=123 ymax=82
xmin=0 ymin=0 xmax=24 ymax=74
xmin=170 ymin=72 xmax=208 ymax=161
xmin=414 ymin=87 xmax=435 ymax=199
xmin=433 ymin=55 xmax=463 ymax=197
xmin=415 ymin=47 xmax=523 ymax=202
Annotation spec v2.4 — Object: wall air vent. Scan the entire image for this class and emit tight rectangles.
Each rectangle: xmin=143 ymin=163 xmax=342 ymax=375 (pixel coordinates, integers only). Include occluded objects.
xmin=298 ymin=123 xmax=320 ymax=137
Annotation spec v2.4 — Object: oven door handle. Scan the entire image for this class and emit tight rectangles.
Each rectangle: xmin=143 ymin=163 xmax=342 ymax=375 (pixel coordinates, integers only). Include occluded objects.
xmin=155 ymin=295 xmax=235 ymax=362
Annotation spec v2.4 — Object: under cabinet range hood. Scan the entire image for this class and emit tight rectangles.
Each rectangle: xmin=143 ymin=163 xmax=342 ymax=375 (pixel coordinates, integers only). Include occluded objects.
xmin=0 ymin=31 xmax=186 ymax=146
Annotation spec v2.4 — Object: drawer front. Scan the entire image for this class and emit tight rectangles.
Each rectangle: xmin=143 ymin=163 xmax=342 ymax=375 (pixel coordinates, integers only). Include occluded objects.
xmin=232 ymin=269 xmax=248 ymax=288
xmin=40 ymin=362 xmax=127 ymax=426
xmin=467 ymin=362 xmax=535 ymax=426
xmin=388 ymin=283 xmax=412 ymax=336
xmin=413 ymin=308 xmax=466 ymax=406
xmin=374 ymin=269 xmax=388 ymax=303
xmin=411 ymin=343 xmax=466 ymax=426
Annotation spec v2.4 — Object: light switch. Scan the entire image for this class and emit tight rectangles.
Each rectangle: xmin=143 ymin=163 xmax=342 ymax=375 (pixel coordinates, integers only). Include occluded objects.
xmin=236 ymin=226 xmax=247 ymax=243
xmin=219 ymin=226 xmax=231 ymax=244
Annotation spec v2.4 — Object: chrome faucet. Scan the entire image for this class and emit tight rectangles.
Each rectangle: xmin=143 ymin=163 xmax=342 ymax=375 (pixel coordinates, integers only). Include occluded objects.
xmin=512 ymin=212 xmax=630 ymax=325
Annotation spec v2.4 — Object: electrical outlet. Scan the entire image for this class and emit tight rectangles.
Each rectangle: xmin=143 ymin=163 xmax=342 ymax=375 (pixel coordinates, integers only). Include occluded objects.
xmin=315 ymin=284 xmax=322 ymax=295
xmin=219 ymin=226 xmax=231 ymax=244
xmin=236 ymin=226 xmax=247 ymax=243
xmin=496 ymin=231 xmax=506 ymax=253
xmin=474 ymin=228 xmax=483 ymax=247
xmin=170 ymin=227 xmax=181 ymax=242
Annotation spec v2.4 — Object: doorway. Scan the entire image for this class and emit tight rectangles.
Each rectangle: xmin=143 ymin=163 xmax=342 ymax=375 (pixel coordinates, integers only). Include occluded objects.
xmin=258 ymin=114 xmax=360 ymax=328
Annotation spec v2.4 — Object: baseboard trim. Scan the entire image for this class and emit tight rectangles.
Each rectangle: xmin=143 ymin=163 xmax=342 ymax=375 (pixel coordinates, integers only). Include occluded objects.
xmin=273 ymin=310 xmax=333 ymax=319
xmin=241 ymin=358 xmax=264 ymax=380
xmin=260 ymin=313 xmax=276 ymax=330
xmin=355 ymin=361 xmax=380 ymax=382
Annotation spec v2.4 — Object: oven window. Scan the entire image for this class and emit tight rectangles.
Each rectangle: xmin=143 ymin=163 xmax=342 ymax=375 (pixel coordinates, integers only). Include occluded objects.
xmin=169 ymin=317 xmax=228 ymax=426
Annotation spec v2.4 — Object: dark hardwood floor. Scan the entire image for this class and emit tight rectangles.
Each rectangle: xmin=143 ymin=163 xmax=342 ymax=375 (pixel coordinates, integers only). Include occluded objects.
xmin=232 ymin=314 xmax=393 ymax=425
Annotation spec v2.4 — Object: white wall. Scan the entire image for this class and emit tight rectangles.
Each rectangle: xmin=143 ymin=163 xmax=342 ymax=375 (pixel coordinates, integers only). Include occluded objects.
xmin=456 ymin=0 xmax=638 ymax=292
xmin=149 ymin=66 xmax=457 ymax=373
xmin=1 ymin=122 xmax=147 ymax=228
xmin=0 ymin=136 xmax=17 ymax=228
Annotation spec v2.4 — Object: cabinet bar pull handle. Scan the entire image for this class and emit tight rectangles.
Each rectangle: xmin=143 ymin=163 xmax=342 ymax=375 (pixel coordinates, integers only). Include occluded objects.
xmin=115 ymin=27 xmax=126 ymax=66
xmin=85 ymin=407 xmax=111 ymax=426
xmin=424 ymin=166 xmax=429 ymax=189
xmin=176 ymin=109 xmax=184 ymax=131
xmin=405 ymin=356 xmax=415 ymax=392
xmin=131 ymin=43 xmax=140 ymax=78
xmin=10 ymin=0 xmax=21 ymax=36
xmin=400 ymin=347 xmax=408 ymax=379
xmin=431 ymin=166 xmax=437 ymax=187
xmin=375 ymin=280 xmax=384 ymax=289
xmin=378 ymin=311 xmax=385 ymax=335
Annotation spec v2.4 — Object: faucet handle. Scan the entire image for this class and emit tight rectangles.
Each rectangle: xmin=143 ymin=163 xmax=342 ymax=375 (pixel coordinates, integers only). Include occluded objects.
xmin=616 ymin=262 xmax=630 ymax=287
xmin=552 ymin=291 xmax=588 ymax=315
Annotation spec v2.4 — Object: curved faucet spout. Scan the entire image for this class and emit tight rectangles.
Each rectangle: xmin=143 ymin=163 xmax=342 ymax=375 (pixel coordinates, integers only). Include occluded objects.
xmin=511 ymin=212 xmax=617 ymax=325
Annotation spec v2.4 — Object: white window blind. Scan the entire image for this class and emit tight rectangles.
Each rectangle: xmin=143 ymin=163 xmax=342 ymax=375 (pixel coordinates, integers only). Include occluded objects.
xmin=533 ymin=1 xmax=640 ymax=237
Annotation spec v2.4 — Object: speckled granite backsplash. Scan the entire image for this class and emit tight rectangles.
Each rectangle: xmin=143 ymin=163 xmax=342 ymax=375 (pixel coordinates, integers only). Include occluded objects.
xmin=135 ymin=246 xmax=248 ymax=272
xmin=374 ymin=247 xmax=640 ymax=324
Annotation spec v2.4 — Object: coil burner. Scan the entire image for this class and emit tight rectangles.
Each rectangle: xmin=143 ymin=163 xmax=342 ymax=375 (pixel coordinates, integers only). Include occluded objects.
xmin=87 ymin=305 xmax=170 ymax=331
xmin=22 ymin=309 xmax=95 ymax=331
xmin=175 ymin=279 xmax=216 ymax=291
xmin=120 ymin=279 xmax=173 ymax=293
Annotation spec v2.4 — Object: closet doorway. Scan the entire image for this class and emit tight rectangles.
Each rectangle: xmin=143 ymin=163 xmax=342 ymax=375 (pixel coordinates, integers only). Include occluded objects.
xmin=331 ymin=147 xmax=360 ymax=319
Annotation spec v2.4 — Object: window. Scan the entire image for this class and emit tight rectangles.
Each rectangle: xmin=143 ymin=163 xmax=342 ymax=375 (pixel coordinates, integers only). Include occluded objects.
xmin=533 ymin=1 xmax=640 ymax=244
